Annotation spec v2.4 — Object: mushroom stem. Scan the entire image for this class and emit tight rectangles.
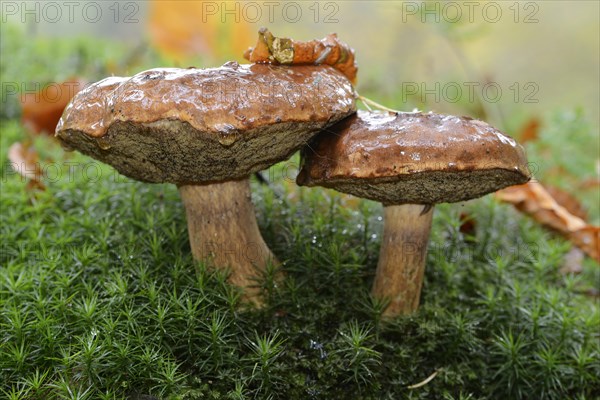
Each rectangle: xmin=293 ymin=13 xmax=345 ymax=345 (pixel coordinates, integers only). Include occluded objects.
xmin=178 ymin=179 xmax=279 ymax=304
xmin=372 ymin=204 xmax=434 ymax=316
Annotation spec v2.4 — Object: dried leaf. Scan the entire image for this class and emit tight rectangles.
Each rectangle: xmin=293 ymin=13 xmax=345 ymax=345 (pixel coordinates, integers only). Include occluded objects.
xmin=545 ymin=185 xmax=587 ymax=220
xmin=7 ymin=142 xmax=46 ymax=191
xmin=518 ymin=117 xmax=541 ymax=143
xmin=244 ymin=28 xmax=358 ymax=84
xmin=570 ymin=226 xmax=600 ymax=261
xmin=21 ymin=78 xmax=86 ymax=135
xmin=459 ymin=212 xmax=477 ymax=237
xmin=147 ymin=0 xmax=253 ymax=63
xmin=496 ymin=181 xmax=599 ymax=263
xmin=578 ymin=178 xmax=600 ymax=190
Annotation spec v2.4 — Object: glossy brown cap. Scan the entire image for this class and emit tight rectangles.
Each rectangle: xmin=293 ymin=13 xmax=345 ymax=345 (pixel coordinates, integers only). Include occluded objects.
xmin=297 ymin=110 xmax=531 ymax=205
xmin=56 ymin=62 xmax=355 ymax=184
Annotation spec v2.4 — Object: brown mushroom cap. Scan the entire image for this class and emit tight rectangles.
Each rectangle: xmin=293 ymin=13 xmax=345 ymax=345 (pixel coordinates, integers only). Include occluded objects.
xmin=56 ymin=62 xmax=355 ymax=184
xmin=297 ymin=110 xmax=531 ymax=205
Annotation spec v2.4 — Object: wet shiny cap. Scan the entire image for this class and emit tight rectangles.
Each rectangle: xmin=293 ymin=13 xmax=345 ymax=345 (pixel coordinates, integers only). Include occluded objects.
xmin=56 ymin=62 xmax=355 ymax=184
xmin=297 ymin=110 xmax=531 ymax=205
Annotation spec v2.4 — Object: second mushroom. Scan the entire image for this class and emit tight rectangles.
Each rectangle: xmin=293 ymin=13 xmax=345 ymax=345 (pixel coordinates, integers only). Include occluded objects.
xmin=297 ymin=110 xmax=531 ymax=316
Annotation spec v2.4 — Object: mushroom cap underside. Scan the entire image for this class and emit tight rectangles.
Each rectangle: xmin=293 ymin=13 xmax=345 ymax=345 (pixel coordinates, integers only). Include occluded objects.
xmin=297 ymin=110 xmax=531 ymax=205
xmin=56 ymin=63 xmax=356 ymax=184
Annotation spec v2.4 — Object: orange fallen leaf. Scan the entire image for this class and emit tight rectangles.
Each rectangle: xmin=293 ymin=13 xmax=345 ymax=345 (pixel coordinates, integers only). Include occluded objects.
xmin=570 ymin=226 xmax=600 ymax=262
xmin=8 ymin=142 xmax=46 ymax=191
xmin=578 ymin=178 xmax=600 ymax=190
xmin=518 ymin=117 xmax=541 ymax=144
xmin=20 ymin=78 xmax=87 ymax=135
xmin=244 ymin=28 xmax=358 ymax=84
xmin=147 ymin=0 xmax=253 ymax=63
xmin=496 ymin=181 xmax=599 ymax=263
xmin=545 ymin=185 xmax=588 ymax=221
xmin=459 ymin=212 xmax=477 ymax=237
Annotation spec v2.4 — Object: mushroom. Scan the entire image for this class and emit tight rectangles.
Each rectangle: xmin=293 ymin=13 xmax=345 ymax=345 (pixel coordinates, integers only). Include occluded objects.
xmin=297 ymin=110 xmax=531 ymax=316
xmin=56 ymin=62 xmax=356 ymax=303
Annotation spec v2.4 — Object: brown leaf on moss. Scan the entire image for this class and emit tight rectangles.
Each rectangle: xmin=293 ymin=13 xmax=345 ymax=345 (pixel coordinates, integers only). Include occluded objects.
xmin=21 ymin=78 xmax=87 ymax=135
xmin=545 ymin=185 xmax=588 ymax=221
xmin=518 ymin=117 xmax=541 ymax=143
xmin=7 ymin=142 xmax=46 ymax=191
xmin=459 ymin=212 xmax=477 ymax=238
xmin=578 ymin=178 xmax=600 ymax=190
xmin=244 ymin=28 xmax=358 ymax=84
xmin=570 ymin=226 xmax=600 ymax=262
xmin=496 ymin=181 xmax=599 ymax=263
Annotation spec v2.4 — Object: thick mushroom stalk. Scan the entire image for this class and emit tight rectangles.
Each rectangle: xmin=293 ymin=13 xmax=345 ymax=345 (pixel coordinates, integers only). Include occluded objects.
xmin=179 ymin=179 xmax=277 ymax=302
xmin=373 ymin=204 xmax=433 ymax=316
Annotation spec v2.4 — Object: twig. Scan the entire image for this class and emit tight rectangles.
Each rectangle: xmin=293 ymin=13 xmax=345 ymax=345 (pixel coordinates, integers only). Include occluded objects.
xmin=407 ymin=369 xmax=440 ymax=389
xmin=356 ymin=95 xmax=423 ymax=115
xmin=360 ymin=96 xmax=373 ymax=111
xmin=357 ymin=95 xmax=400 ymax=114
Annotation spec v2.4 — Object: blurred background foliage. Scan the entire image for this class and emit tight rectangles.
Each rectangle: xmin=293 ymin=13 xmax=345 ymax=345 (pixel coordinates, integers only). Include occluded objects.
xmin=3 ymin=0 xmax=599 ymax=126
